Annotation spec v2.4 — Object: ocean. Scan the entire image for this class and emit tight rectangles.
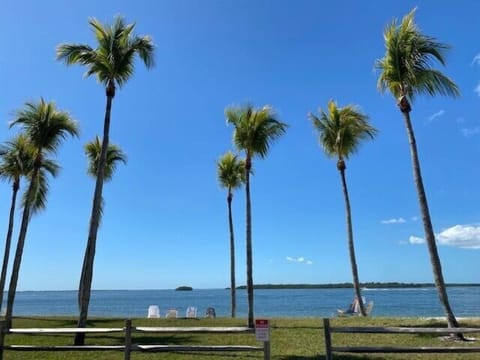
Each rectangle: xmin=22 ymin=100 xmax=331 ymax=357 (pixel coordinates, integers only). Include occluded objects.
xmin=5 ymin=286 xmax=480 ymax=318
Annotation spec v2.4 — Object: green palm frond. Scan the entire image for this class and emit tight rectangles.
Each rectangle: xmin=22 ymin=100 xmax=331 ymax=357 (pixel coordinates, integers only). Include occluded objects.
xmin=375 ymin=8 xmax=459 ymax=101
xmin=309 ymin=100 xmax=377 ymax=160
xmin=225 ymin=104 xmax=287 ymax=159
xmin=217 ymin=151 xmax=245 ymax=192
xmin=56 ymin=15 xmax=155 ymax=88
xmin=22 ymin=167 xmax=49 ymax=214
xmin=85 ymin=136 xmax=127 ymax=181
xmin=0 ymin=134 xmax=35 ymax=185
xmin=10 ymin=99 xmax=79 ymax=154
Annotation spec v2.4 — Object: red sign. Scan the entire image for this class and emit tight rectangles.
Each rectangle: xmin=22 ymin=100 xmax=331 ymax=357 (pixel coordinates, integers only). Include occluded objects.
xmin=255 ymin=319 xmax=270 ymax=341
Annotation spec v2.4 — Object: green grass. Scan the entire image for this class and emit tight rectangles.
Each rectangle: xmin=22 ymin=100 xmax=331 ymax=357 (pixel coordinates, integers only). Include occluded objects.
xmin=1 ymin=316 xmax=479 ymax=359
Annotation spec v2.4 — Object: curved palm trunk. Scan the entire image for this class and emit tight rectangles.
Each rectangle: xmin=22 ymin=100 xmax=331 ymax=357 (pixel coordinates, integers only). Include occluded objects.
xmin=5 ymin=169 xmax=39 ymax=329
xmin=0 ymin=181 xmax=19 ymax=312
xmin=75 ymin=83 xmax=114 ymax=345
xmin=245 ymin=157 xmax=254 ymax=328
xmin=227 ymin=192 xmax=236 ymax=318
xmin=400 ymin=105 xmax=459 ymax=329
xmin=338 ymin=161 xmax=366 ymax=316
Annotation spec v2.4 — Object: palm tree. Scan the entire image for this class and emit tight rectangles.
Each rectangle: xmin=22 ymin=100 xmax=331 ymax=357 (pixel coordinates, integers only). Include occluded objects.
xmin=56 ymin=16 xmax=154 ymax=344
xmin=85 ymin=136 xmax=127 ymax=181
xmin=309 ymin=100 xmax=377 ymax=316
xmin=217 ymin=151 xmax=245 ymax=318
xmin=0 ymin=135 xmax=35 ymax=313
xmin=225 ymin=104 xmax=287 ymax=327
xmin=376 ymin=8 xmax=460 ymax=328
xmin=5 ymin=99 xmax=78 ymax=328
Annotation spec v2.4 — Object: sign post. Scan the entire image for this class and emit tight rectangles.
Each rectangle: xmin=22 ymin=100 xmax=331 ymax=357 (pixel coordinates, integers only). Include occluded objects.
xmin=255 ymin=319 xmax=270 ymax=360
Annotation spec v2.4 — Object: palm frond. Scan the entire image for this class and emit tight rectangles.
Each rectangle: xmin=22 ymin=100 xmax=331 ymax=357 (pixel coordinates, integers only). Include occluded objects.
xmin=225 ymin=104 xmax=287 ymax=159
xmin=217 ymin=151 xmax=245 ymax=192
xmin=57 ymin=16 xmax=155 ymax=88
xmin=309 ymin=100 xmax=377 ymax=160
xmin=375 ymin=7 xmax=459 ymax=101
xmin=85 ymin=136 xmax=127 ymax=181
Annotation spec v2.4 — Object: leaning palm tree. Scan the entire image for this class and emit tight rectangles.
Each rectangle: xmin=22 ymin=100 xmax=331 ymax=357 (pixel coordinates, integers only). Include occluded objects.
xmin=309 ymin=100 xmax=377 ymax=316
xmin=4 ymin=99 xmax=78 ymax=328
xmin=0 ymin=134 xmax=35 ymax=312
xmin=376 ymin=8 xmax=460 ymax=328
xmin=225 ymin=104 xmax=287 ymax=328
xmin=56 ymin=16 xmax=154 ymax=344
xmin=217 ymin=151 xmax=245 ymax=318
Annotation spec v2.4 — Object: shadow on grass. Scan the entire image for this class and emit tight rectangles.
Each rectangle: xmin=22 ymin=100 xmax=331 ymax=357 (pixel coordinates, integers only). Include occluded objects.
xmin=281 ymin=356 xmax=391 ymax=360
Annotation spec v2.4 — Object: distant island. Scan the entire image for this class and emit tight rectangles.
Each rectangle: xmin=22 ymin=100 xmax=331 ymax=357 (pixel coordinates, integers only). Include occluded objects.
xmin=236 ymin=282 xmax=480 ymax=290
xmin=175 ymin=286 xmax=193 ymax=291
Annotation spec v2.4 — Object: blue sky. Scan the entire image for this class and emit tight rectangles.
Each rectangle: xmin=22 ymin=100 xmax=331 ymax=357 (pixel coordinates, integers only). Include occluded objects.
xmin=1 ymin=0 xmax=479 ymax=291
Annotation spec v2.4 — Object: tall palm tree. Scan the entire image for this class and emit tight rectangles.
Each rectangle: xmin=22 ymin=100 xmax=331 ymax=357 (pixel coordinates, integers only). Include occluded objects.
xmin=0 ymin=135 xmax=35 ymax=312
xmin=309 ymin=100 xmax=377 ymax=316
xmin=56 ymin=16 xmax=154 ymax=344
xmin=5 ymin=99 xmax=78 ymax=328
xmin=376 ymin=8 xmax=460 ymax=328
xmin=225 ymin=104 xmax=287 ymax=327
xmin=217 ymin=151 xmax=245 ymax=318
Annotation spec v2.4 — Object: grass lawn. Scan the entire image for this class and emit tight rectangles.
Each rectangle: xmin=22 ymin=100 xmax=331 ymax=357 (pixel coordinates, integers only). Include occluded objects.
xmin=1 ymin=316 xmax=479 ymax=359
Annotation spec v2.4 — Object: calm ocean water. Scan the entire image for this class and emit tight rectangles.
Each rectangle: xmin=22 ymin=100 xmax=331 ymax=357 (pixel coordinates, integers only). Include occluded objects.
xmin=4 ymin=287 xmax=479 ymax=318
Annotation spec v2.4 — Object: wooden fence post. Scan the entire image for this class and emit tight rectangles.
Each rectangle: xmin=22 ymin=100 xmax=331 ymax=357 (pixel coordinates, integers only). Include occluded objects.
xmin=0 ymin=320 xmax=5 ymax=360
xmin=323 ymin=318 xmax=332 ymax=360
xmin=124 ymin=319 xmax=132 ymax=360
xmin=263 ymin=340 xmax=271 ymax=360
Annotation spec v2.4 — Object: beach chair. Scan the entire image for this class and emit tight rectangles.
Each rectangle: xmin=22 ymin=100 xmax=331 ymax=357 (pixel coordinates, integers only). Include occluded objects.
xmin=186 ymin=306 xmax=197 ymax=318
xmin=337 ymin=296 xmax=372 ymax=316
xmin=165 ymin=308 xmax=178 ymax=318
xmin=205 ymin=307 xmax=216 ymax=318
xmin=147 ymin=305 xmax=160 ymax=318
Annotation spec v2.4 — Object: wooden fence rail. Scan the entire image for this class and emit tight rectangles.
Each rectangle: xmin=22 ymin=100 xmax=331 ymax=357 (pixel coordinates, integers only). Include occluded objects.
xmin=323 ymin=318 xmax=480 ymax=360
xmin=0 ymin=319 xmax=270 ymax=360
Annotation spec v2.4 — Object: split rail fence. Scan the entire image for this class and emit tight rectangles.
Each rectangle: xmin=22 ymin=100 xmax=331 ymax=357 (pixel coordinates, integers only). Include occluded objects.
xmin=0 ymin=319 xmax=271 ymax=360
xmin=323 ymin=318 xmax=480 ymax=360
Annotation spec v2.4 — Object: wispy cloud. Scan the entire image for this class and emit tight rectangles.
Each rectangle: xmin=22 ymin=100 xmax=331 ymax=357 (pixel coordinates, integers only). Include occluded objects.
xmin=461 ymin=126 xmax=480 ymax=137
xmin=472 ymin=54 xmax=480 ymax=66
xmin=411 ymin=216 xmax=419 ymax=222
xmin=381 ymin=217 xmax=406 ymax=224
xmin=436 ymin=225 xmax=480 ymax=249
xmin=426 ymin=110 xmax=445 ymax=123
xmin=286 ymin=256 xmax=313 ymax=265
xmin=409 ymin=236 xmax=425 ymax=245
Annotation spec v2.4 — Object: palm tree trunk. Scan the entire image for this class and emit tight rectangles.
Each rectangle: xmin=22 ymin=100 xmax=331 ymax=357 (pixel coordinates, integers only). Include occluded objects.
xmin=245 ymin=156 xmax=254 ymax=328
xmin=75 ymin=84 xmax=114 ymax=345
xmin=338 ymin=163 xmax=366 ymax=316
xmin=227 ymin=192 xmax=236 ymax=318
xmin=0 ymin=182 xmax=19 ymax=312
xmin=401 ymin=110 xmax=459 ymax=329
xmin=5 ymin=169 xmax=38 ymax=329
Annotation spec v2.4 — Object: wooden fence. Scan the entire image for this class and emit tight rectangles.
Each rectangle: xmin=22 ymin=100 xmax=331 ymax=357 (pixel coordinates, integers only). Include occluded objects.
xmin=323 ymin=318 xmax=480 ymax=360
xmin=0 ymin=319 xmax=271 ymax=360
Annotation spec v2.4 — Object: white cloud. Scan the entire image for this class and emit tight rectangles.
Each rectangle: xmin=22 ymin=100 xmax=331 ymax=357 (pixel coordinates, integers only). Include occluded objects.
xmin=436 ymin=225 xmax=480 ymax=249
xmin=426 ymin=110 xmax=445 ymax=122
xmin=461 ymin=126 xmax=480 ymax=137
xmin=381 ymin=217 xmax=406 ymax=224
xmin=472 ymin=54 xmax=480 ymax=66
xmin=411 ymin=216 xmax=419 ymax=222
xmin=409 ymin=236 xmax=425 ymax=245
xmin=407 ymin=225 xmax=480 ymax=249
xmin=475 ymin=83 xmax=480 ymax=97
xmin=286 ymin=256 xmax=313 ymax=265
